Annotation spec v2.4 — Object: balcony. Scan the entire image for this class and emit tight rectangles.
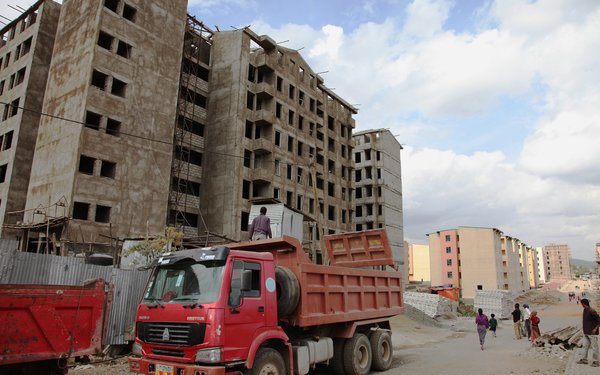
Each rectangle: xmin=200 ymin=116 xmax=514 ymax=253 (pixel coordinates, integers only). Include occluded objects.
xmin=177 ymin=161 xmax=203 ymax=180
xmin=253 ymin=138 xmax=273 ymax=155
xmin=252 ymin=109 xmax=275 ymax=126
xmin=182 ymin=72 xmax=209 ymax=93
xmin=255 ymin=82 xmax=274 ymax=99
xmin=252 ymin=167 xmax=273 ymax=184
xmin=181 ymin=103 xmax=208 ymax=121
xmin=254 ymin=53 xmax=277 ymax=72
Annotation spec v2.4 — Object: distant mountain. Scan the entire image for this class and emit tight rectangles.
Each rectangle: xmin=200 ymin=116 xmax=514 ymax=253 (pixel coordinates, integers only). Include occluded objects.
xmin=571 ymin=258 xmax=596 ymax=268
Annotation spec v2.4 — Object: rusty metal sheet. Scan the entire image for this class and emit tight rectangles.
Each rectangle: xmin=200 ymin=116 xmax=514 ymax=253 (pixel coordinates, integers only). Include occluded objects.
xmin=0 ymin=279 xmax=110 ymax=365
xmin=324 ymin=229 xmax=394 ymax=268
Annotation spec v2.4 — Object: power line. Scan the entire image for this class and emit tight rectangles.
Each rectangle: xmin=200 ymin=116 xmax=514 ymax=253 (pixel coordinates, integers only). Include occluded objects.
xmin=0 ymin=100 xmax=335 ymax=170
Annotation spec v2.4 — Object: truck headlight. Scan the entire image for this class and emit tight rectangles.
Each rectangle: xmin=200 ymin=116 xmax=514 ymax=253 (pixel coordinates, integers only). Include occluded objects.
xmin=195 ymin=348 xmax=221 ymax=363
xmin=132 ymin=341 xmax=142 ymax=356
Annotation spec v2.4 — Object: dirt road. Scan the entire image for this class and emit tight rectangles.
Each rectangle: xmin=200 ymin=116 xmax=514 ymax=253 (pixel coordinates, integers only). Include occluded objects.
xmin=71 ymin=280 xmax=596 ymax=375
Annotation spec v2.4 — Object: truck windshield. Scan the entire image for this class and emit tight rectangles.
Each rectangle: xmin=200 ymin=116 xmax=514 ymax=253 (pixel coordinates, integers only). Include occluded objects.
xmin=143 ymin=261 xmax=224 ymax=304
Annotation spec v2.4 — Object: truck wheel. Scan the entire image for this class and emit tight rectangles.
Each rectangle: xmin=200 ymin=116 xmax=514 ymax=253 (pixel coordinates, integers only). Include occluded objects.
xmin=249 ymin=348 xmax=285 ymax=375
xmin=275 ymin=266 xmax=299 ymax=317
xmin=370 ymin=330 xmax=393 ymax=371
xmin=343 ymin=333 xmax=372 ymax=375
xmin=332 ymin=338 xmax=347 ymax=375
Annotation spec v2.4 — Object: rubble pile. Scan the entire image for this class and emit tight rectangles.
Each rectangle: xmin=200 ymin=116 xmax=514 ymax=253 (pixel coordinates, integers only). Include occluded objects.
xmin=532 ymin=326 xmax=583 ymax=350
xmin=403 ymin=292 xmax=457 ymax=318
xmin=474 ymin=289 xmax=514 ymax=319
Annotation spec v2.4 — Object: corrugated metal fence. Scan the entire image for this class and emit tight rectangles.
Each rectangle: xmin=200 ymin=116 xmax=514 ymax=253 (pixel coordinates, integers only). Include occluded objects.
xmin=0 ymin=240 xmax=150 ymax=346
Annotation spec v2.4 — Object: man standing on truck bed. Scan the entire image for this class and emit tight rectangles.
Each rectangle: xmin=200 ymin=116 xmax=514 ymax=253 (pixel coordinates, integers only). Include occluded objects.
xmin=249 ymin=206 xmax=272 ymax=240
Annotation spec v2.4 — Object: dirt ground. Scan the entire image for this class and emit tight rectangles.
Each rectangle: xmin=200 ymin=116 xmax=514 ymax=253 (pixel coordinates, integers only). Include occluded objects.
xmin=70 ymin=279 xmax=597 ymax=375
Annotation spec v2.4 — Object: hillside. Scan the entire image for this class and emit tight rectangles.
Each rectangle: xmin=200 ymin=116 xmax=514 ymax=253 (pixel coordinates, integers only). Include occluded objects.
xmin=571 ymin=258 xmax=596 ymax=268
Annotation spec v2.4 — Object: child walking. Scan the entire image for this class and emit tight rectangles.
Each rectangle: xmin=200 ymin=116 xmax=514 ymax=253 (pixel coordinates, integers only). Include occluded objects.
xmin=489 ymin=313 xmax=498 ymax=337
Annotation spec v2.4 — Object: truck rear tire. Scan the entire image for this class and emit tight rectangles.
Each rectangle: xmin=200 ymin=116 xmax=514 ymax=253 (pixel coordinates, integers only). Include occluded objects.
xmin=343 ymin=333 xmax=372 ymax=375
xmin=249 ymin=347 xmax=285 ymax=375
xmin=275 ymin=266 xmax=300 ymax=317
xmin=370 ymin=330 xmax=393 ymax=371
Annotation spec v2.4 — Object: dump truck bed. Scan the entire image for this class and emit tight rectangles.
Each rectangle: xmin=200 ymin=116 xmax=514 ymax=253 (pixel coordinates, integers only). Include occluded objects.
xmin=229 ymin=229 xmax=403 ymax=328
xmin=0 ymin=279 xmax=111 ymax=366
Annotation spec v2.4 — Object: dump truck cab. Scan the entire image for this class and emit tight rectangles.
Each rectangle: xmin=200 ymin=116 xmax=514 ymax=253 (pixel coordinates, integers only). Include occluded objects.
xmin=131 ymin=246 xmax=287 ymax=374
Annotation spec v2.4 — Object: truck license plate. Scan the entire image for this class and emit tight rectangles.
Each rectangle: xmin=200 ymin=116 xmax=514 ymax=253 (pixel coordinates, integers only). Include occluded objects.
xmin=155 ymin=364 xmax=174 ymax=375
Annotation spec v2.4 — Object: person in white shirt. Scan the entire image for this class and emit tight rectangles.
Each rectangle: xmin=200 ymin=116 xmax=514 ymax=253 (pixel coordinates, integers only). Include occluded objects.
xmin=523 ymin=303 xmax=532 ymax=339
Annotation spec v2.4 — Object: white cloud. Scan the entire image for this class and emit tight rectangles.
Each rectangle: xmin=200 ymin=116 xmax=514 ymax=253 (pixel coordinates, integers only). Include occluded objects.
xmin=402 ymin=0 xmax=452 ymax=39
xmin=250 ymin=0 xmax=600 ymax=259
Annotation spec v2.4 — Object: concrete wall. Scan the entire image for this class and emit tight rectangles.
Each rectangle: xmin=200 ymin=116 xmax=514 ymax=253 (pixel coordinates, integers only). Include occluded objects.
xmin=25 ymin=0 xmax=187 ymax=246
xmin=409 ymin=243 xmax=430 ymax=282
xmin=0 ymin=1 xmax=60 ymax=234
xmin=353 ymin=129 xmax=404 ymax=276
xmin=458 ymin=227 xmax=503 ymax=300
xmin=201 ymin=29 xmax=248 ymax=239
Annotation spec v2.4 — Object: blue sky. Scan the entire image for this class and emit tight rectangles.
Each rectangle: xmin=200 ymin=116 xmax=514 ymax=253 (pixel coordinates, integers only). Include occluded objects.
xmin=3 ymin=0 xmax=600 ymax=260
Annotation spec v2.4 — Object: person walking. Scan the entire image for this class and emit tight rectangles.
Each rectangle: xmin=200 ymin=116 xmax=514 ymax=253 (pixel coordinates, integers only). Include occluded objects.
xmin=577 ymin=298 xmax=600 ymax=367
xmin=530 ymin=311 xmax=541 ymax=343
xmin=249 ymin=206 xmax=272 ymax=240
xmin=523 ymin=303 xmax=532 ymax=339
xmin=512 ymin=303 xmax=523 ymax=339
xmin=475 ymin=308 xmax=490 ymax=350
xmin=489 ymin=313 xmax=498 ymax=338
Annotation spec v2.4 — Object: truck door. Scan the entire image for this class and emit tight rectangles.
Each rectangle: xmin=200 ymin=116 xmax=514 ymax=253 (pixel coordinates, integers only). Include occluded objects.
xmin=223 ymin=260 xmax=266 ymax=360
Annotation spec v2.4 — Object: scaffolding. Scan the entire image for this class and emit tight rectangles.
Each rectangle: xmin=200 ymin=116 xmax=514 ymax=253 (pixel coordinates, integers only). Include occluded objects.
xmin=168 ymin=16 xmax=213 ymax=240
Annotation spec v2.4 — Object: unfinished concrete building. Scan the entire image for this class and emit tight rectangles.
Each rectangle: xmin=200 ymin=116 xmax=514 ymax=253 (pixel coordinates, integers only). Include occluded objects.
xmin=1 ymin=1 xmax=359 ymax=258
xmin=199 ymin=28 xmax=357 ymax=256
xmin=543 ymin=243 xmax=572 ymax=282
xmin=352 ymin=129 xmax=405 ymax=271
xmin=0 ymin=0 xmax=61 ymax=241
xmin=21 ymin=0 xmax=188 ymax=253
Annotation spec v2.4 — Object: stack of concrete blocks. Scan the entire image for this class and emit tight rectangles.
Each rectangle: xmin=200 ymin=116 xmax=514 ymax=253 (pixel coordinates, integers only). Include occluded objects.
xmin=403 ymin=292 xmax=457 ymax=318
xmin=474 ymin=289 xmax=514 ymax=319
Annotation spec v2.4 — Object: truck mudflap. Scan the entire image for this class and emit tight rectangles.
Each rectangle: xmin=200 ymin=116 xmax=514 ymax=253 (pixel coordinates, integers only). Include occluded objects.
xmin=128 ymin=357 xmax=244 ymax=375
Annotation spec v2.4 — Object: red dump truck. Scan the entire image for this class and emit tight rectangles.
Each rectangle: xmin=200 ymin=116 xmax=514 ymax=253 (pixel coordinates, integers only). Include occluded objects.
xmin=129 ymin=229 xmax=403 ymax=375
xmin=0 ymin=279 xmax=112 ymax=375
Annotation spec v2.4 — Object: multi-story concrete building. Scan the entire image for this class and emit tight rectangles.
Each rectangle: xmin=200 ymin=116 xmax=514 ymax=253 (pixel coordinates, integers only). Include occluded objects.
xmin=428 ymin=229 xmax=460 ymax=288
xmin=20 ymin=0 xmax=187 ymax=253
xmin=428 ymin=226 xmax=535 ymax=300
xmin=535 ymin=246 xmax=548 ymax=283
xmin=200 ymin=28 xmax=356 ymax=255
xmin=543 ymin=244 xmax=572 ymax=282
xmin=526 ymin=244 xmax=539 ymax=288
xmin=408 ymin=243 xmax=430 ymax=283
xmin=0 ymin=0 xmax=61 ymax=240
xmin=352 ymin=129 xmax=404 ymax=268
xmin=1 ymin=1 xmax=361 ymax=259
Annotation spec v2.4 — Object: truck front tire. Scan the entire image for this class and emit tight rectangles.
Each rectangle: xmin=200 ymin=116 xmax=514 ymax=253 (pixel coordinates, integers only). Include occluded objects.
xmin=249 ymin=348 xmax=285 ymax=375
xmin=343 ymin=333 xmax=372 ymax=375
xmin=275 ymin=266 xmax=300 ymax=317
xmin=370 ymin=330 xmax=393 ymax=371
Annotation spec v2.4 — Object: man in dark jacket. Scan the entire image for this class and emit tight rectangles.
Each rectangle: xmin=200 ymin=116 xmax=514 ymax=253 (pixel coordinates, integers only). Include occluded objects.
xmin=511 ymin=303 xmax=522 ymax=339
xmin=577 ymin=298 xmax=600 ymax=367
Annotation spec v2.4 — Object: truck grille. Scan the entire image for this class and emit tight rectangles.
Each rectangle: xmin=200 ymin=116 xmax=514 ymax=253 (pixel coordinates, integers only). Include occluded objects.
xmin=152 ymin=348 xmax=185 ymax=357
xmin=137 ymin=322 xmax=205 ymax=346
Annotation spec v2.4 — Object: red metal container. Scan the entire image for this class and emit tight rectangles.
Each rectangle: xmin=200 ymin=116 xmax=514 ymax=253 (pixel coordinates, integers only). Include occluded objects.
xmin=0 ymin=279 xmax=112 ymax=367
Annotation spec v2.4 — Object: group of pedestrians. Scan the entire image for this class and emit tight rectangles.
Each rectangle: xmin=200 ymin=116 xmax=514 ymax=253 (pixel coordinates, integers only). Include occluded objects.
xmin=475 ymin=291 xmax=600 ymax=369
xmin=510 ymin=303 xmax=540 ymax=342
xmin=475 ymin=302 xmax=541 ymax=350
